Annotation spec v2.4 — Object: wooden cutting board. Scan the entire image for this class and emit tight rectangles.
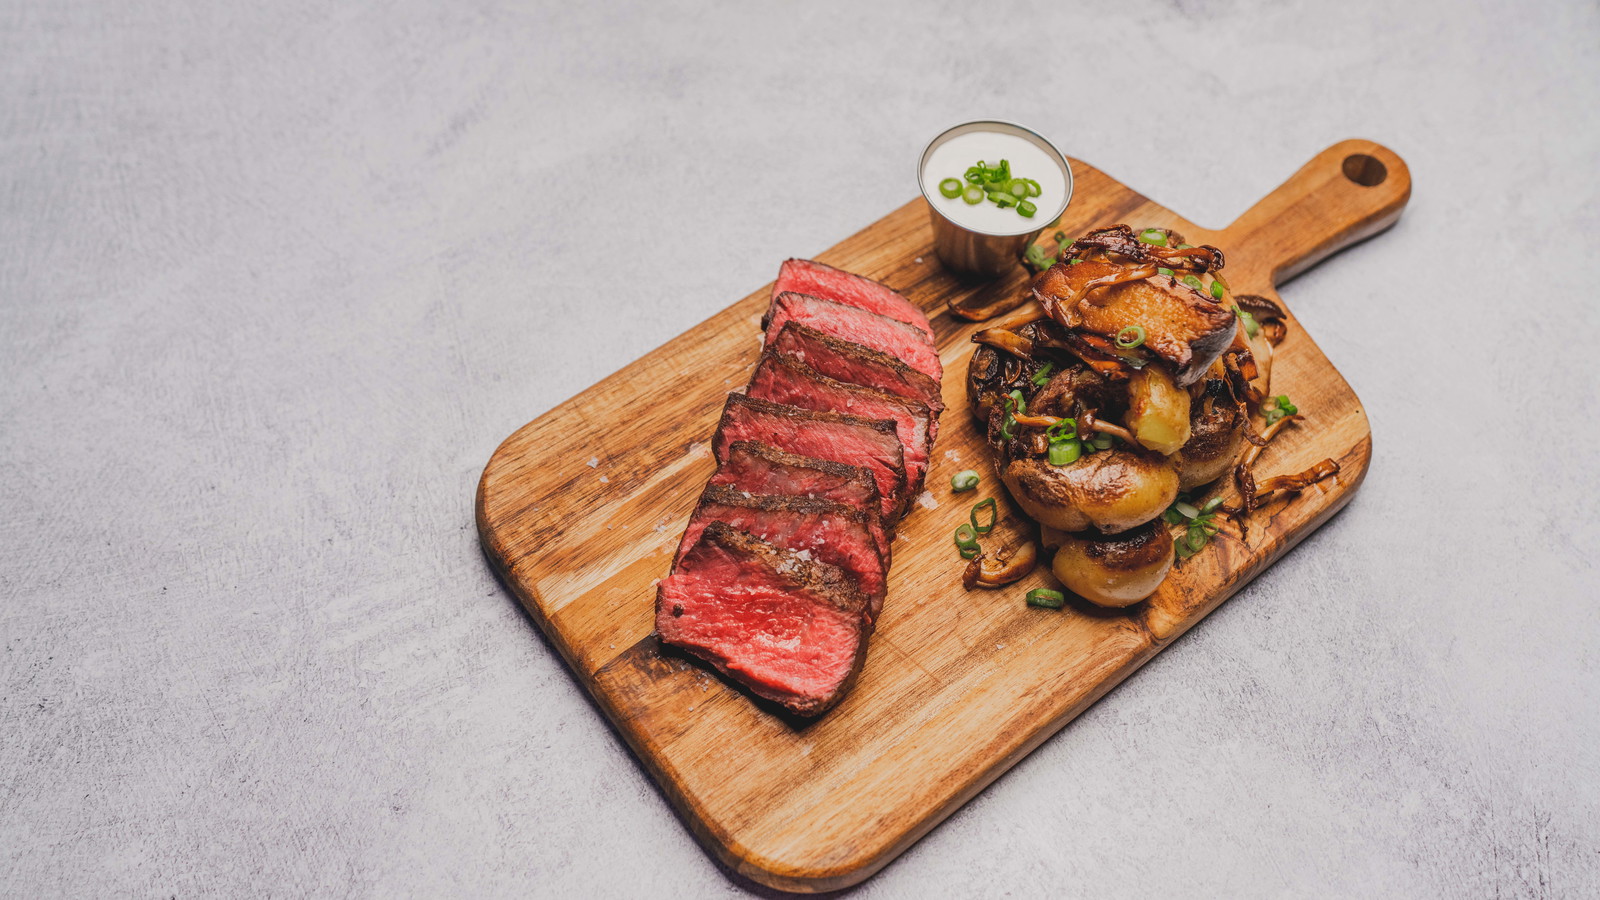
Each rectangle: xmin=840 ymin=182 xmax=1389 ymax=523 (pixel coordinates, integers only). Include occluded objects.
xmin=476 ymin=139 xmax=1410 ymax=893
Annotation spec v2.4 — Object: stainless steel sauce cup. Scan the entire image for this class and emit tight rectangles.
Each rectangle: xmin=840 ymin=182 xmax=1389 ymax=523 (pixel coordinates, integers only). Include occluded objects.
xmin=918 ymin=120 xmax=1073 ymax=279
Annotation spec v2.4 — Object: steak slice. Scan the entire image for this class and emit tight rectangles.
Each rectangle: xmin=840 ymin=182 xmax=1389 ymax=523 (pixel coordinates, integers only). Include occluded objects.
xmin=772 ymin=258 xmax=934 ymax=340
xmin=675 ymin=485 xmax=888 ymax=613
xmin=710 ymin=441 xmax=886 ymax=550
xmin=657 ymin=522 xmax=870 ymax=717
xmin=767 ymin=321 xmax=945 ymax=419
xmin=748 ymin=351 xmax=933 ymax=497
xmin=763 ymin=292 xmax=943 ymax=383
xmin=712 ymin=393 xmax=907 ymax=520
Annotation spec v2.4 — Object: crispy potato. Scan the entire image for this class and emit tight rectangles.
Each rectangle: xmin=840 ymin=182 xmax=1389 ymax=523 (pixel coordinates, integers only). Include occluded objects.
xmin=1175 ymin=397 xmax=1246 ymax=490
xmin=1051 ymin=521 xmax=1174 ymax=608
xmin=1002 ymin=450 xmax=1179 ymax=534
xmin=1124 ymin=365 xmax=1191 ymax=456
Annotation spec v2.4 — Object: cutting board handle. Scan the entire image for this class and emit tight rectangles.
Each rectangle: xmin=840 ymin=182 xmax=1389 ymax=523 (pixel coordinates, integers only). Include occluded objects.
xmin=1221 ymin=139 xmax=1411 ymax=288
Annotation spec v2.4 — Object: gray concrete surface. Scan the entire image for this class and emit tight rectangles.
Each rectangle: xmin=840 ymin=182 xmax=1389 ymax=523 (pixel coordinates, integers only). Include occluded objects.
xmin=3 ymin=0 xmax=1597 ymax=896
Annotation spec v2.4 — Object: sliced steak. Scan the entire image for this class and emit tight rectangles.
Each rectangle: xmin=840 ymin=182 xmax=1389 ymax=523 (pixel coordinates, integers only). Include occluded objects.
xmin=712 ymin=393 xmax=907 ymax=520
xmin=772 ymin=258 xmax=934 ymax=340
xmin=763 ymin=292 xmax=943 ymax=383
xmin=748 ymin=352 xmax=933 ymax=497
xmin=767 ymin=321 xmax=945 ymax=419
xmin=657 ymin=522 xmax=869 ymax=717
xmin=710 ymin=441 xmax=886 ymax=550
xmin=675 ymin=485 xmax=888 ymax=615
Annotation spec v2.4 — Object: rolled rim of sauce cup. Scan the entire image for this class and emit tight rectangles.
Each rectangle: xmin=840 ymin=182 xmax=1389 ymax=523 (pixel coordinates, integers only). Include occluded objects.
xmin=918 ymin=120 xmax=1073 ymax=277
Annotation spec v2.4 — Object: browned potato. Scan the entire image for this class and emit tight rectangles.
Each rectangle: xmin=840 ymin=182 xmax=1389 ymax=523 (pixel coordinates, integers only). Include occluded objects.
xmin=1051 ymin=521 xmax=1174 ymax=607
xmin=1002 ymin=449 xmax=1179 ymax=534
xmin=1175 ymin=398 xmax=1245 ymax=490
xmin=1124 ymin=365 xmax=1191 ymax=456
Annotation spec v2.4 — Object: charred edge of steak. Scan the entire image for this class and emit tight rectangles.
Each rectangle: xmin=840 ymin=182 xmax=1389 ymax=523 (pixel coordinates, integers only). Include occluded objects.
xmin=753 ymin=351 xmax=933 ymax=450
xmin=763 ymin=291 xmax=937 ymax=349
xmin=660 ymin=521 xmax=870 ymax=716
xmin=720 ymin=440 xmax=884 ymax=514
xmin=714 ymin=394 xmax=908 ymax=510
xmin=696 ymin=482 xmax=886 ymax=561
xmin=770 ymin=321 xmax=945 ymax=414
xmin=777 ymin=257 xmax=906 ymax=300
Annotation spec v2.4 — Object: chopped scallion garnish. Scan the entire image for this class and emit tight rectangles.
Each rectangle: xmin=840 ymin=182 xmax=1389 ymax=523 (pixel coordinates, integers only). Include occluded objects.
xmin=1026 ymin=588 xmax=1066 ymax=609
xmin=942 ymin=159 xmax=1044 ymax=218
xmin=1157 ymin=267 xmax=1174 ymax=277
xmin=1233 ymin=306 xmax=1260 ymax=338
xmin=1114 ymin=325 xmax=1147 ymax=349
xmin=1261 ymin=394 xmax=1298 ymax=425
xmin=1139 ymin=228 xmax=1167 ymax=246
xmin=951 ymin=470 xmax=980 ymax=492
xmin=970 ymin=498 xmax=998 ymax=534
xmin=1211 ymin=280 xmax=1225 ymax=300
xmin=1031 ymin=362 xmax=1056 ymax=386
xmin=1048 ymin=440 xmax=1081 ymax=466
xmin=1182 ymin=274 xmax=1204 ymax=290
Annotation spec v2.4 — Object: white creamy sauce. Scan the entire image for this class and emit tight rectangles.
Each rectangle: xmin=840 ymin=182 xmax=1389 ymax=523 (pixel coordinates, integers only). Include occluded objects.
xmin=921 ymin=130 xmax=1068 ymax=236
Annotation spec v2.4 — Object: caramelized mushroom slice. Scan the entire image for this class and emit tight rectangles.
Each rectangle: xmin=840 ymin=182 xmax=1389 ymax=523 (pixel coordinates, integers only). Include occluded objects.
xmin=962 ymin=541 xmax=1040 ymax=590
xmin=1030 ymin=227 xmax=1241 ymax=381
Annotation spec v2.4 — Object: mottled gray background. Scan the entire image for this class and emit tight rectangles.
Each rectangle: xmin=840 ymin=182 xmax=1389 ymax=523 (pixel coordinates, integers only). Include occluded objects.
xmin=3 ymin=0 xmax=1597 ymax=896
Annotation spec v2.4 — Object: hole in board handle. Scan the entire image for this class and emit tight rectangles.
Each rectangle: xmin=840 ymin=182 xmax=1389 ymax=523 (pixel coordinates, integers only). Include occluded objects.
xmin=1341 ymin=154 xmax=1388 ymax=187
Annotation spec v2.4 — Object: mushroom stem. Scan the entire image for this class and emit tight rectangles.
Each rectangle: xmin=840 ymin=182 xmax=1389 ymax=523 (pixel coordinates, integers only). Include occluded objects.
xmin=962 ymin=541 xmax=1039 ymax=590
xmin=972 ymin=327 xmax=1036 ymax=359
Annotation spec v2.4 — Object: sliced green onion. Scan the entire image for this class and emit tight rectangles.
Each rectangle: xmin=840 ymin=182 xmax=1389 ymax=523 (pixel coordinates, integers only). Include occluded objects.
xmin=1030 ymin=362 xmax=1056 ymax=386
xmin=955 ymin=524 xmax=980 ymax=554
xmin=938 ymin=178 xmax=962 ymax=199
xmin=1094 ymin=433 xmax=1114 ymax=450
xmin=1114 ymin=325 xmax=1147 ymax=349
xmin=1261 ymin=394 xmax=1298 ymax=425
xmin=1233 ymin=306 xmax=1260 ymax=338
xmin=1174 ymin=501 xmax=1200 ymax=519
xmin=1185 ymin=528 xmax=1208 ymax=553
xmin=1157 ymin=267 xmax=1174 ymax=277
xmin=1182 ymin=274 xmax=1204 ymax=290
xmin=1008 ymin=389 xmax=1026 ymax=416
xmin=1201 ymin=496 xmax=1224 ymax=514
xmin=989 ymin=191 xmax=1018 ymax=208
xmin=970 ymin=498 xmax=998 ymax=534
xmin=1024 ymin=179 xmax=1042 ymax=197
xmin=1053 ymin=231 xmax=1067 ymax=243
xmin=1026 ymin=588 xmax=1066 ymax=609
xmin=1139 ymin=228 xmax=1167 ymax=246
xmin=1210 ymin=280 xmax=1225 ymax=300
xmin=1163 ymin=506 xmax=1186 ymax=525
xmin=951 ymin=470 xmax=980 ymax=492
xmin=1046 ymin=417 xmax=1078 ymax=441
xmin=1017 ymin=200 xmax=1037 ymax=218
xmin=1024 ymin=244 xmax=1053 ymax=270
xmin=1005 ymin=179 xmax=1027 ymax=197
xmin=1178 ymin=243 xmax=1194 ymax=249
xmin=1069 ymin=258 xmax=1083 ymax=265
xmin=962 ymin=185 xmax=984 ymax=205
xmin=1048 ymin=440 xmax=1081 ymax=466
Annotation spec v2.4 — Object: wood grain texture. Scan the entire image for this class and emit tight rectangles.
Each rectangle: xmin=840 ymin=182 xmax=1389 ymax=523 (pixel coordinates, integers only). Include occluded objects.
xmin=476 ymin=139 xmax=1410 ymax=893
